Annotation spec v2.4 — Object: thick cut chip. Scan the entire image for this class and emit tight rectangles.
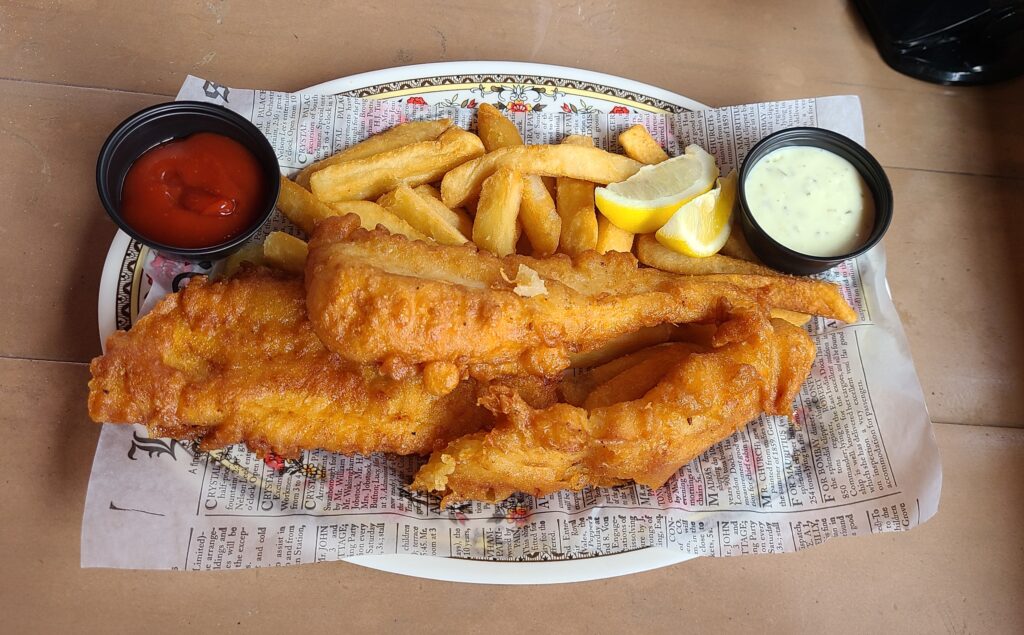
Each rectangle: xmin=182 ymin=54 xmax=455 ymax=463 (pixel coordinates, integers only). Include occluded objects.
xmin=636 ymin=234 xmax=778 ymax=275
xmin=276 ymin=175 xmax=425 ymax=240
xmin=378 ymin=186 xmax=468 ymax=246
xmin=329 ymin=202 xmax=427 ymax=241
xmin=412 ymin=185 xmax=473 ymax=238
xmin=519 ymin=172 xmax=562 ymax=257
xmin=263 ymin=231 xmax=308 ymax=274
xmin=556 ymin=135 xmax=599 ymax=256
xmin=596 ymin=216 xmax=635 ymax=254
xmin=311 ymin=127 xmax=485 ymax=202
xmin=472 ymin=167 xmax=523 ymax=256
xmin=276 ymin=176 xmax=338 ymax=235
xmin=296 ymin=118 xmax=452 ymax=188
xmin=477 ymin=103 xmax=524 ymax=151
xmin=476 ymin=103 xmax=560 ymax=257
xmin=618 ymin=124 xmax=670 ymax=165
xmin=441 ymin=144 xmax=642 ymax=208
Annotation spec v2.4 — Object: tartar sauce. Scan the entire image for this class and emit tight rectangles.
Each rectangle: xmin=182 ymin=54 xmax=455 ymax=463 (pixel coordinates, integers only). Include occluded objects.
xmin=744 ymin=146 xmax=874 ymax=257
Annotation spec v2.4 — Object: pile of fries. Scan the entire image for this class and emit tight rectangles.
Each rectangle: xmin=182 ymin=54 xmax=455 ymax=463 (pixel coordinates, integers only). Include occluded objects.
xmin=248 ymin=103 xmax=811 ymax=327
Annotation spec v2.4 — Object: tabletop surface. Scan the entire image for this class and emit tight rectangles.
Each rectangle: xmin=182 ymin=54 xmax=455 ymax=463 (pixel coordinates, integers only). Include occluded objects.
xmin=2 ymin=0 xmax=1022 ymax=631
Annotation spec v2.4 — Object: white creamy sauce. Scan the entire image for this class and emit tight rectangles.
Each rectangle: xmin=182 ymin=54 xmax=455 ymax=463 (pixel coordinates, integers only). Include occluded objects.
xmin=745 ymin=146 xmax=874 ymax=257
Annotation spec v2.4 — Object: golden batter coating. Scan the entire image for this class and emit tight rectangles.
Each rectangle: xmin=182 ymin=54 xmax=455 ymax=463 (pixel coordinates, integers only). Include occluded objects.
xmin=88 ymin=268 xmax=491 ymax=457
xmin=412 ymin=319 xmax=816 ymax=506
xmin=304 ymin=215 xmax=785 ymax=382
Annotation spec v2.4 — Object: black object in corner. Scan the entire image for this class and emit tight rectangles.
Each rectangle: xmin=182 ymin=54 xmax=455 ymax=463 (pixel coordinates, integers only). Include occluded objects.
xmin=854 ymin=0 xmax=1024 ymax=85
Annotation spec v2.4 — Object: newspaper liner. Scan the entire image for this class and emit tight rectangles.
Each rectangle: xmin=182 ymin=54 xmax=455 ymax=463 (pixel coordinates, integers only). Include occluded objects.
xmin=81 ymin=76 xmax=941 ymax=570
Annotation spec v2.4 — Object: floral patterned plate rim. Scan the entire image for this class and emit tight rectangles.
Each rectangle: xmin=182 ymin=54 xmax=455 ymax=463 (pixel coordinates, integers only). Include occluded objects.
xmin=97 ymin=62 xmax=710 ymax=584
xmin=299 ymin=60 xmax=709 ymax=115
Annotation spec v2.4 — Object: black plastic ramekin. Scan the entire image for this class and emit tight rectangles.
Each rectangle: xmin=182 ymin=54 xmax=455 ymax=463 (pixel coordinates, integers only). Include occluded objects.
xmin=736 ymin=127 xmax=893 ymax=275
xmin=96 ymin=101 xmax=280 ymax=261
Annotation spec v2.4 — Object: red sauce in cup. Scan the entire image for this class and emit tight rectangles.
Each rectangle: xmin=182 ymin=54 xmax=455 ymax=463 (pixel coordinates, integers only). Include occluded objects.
xmin=120 ymin=132 xmax=265 ymax=248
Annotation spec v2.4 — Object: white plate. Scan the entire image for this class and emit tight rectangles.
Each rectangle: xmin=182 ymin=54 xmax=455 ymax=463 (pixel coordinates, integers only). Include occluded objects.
xmin=97 ymin=62 xmax=710 ymax=583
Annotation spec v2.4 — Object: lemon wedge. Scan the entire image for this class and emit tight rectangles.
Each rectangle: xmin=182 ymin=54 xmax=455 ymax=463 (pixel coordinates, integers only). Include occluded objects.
xmin=595 ymin=145 xmax=718 ymax=234
xmin=655 ymin=170 xmax=737 ymax=257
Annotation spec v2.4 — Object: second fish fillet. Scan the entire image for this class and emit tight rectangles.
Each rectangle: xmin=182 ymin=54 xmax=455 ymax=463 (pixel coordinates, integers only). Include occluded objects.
xmin=305 ymin=215 xmax=787 ymax=381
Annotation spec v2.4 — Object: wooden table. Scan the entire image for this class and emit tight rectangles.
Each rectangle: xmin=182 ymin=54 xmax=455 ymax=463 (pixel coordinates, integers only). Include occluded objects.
xmin=3 ymin=1 xmax=1022 ymax=631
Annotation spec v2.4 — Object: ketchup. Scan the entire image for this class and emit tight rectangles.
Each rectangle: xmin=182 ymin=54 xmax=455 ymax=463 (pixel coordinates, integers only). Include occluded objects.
xmin=120 ymin=132 xmax=265 ymax=248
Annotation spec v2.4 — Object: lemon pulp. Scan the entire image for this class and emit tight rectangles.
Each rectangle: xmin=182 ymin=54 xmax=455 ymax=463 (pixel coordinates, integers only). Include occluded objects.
xmin=655 ymin=170 xmax=737 ymax=257
xmin=595 ymin=145 xmax=718 ymax=234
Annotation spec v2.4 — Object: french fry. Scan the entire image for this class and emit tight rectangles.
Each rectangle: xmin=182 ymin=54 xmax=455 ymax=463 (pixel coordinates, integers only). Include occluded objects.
xmin=584 ymin=347 xmax=694 ymax=409
xmin=542 ymin=175 xmax=557 ymax=200
xmin=263 ymin=231 xmax=308 ymax=274
xmin=311 ymin=127 xmax=485 ymax=203
xmin=437 ymin=204 xmax=474 ymax=239
xmin=276 ymin=175 xmax=340 ymax=235
xmin=440 ymin=143 xmax=642 ymax=208
xmin=477 ymin=102 xmax=525 ymax=151
xmin=558 ymin=208 xmax=598 ymax=256
xmin=413 ymin=183 xmax=443 ymax=201
xmin=636 ymin=234 xmax=779 ymax=276
xmin=634 ymin=235 xmax=851 ymax=321
xmin=378 ymin=186 xmax=468 ymax=246
xmin=412 ymin=185 xmax=473 ymax=237
xmin=561 ymin=342 xmax=697 ymax=406
xmin=595 ymin=216 xmax=635 ymax=253
xmin=556 ymin=135 xmax=599 ymax=256
xmin=477 ymin=103 xmax=561 ymax=257
xmin=519 ymin=174 xmax=561 ymax=257
xmin=618 ymin=124 xmax=670 ymax=165
xmin=295 ymin=118 xmax=452 ymax=188
xmin=328 ymin=200 xmax=427 ymax=241
xmin=719 ymin=217 xmax=760 ymax=262
xmin=276 ymin=176 xmax=426 ymax=240
xmin=472 ymin=167 xmax=523 ymax=256
xmin=222 ymin=242 xmax=266 ymax=277
xmin=514 ymin=223 xmax=531 ymax=254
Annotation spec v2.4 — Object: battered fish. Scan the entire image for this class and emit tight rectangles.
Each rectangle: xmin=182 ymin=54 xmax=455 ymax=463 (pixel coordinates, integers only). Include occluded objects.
xmin=88 ymin=268 xmax=492 ymax=457
xmin=412 ymin=319 xmax=816 ymax=506
xmin=304 ymin=215 xmax=818 ymax=381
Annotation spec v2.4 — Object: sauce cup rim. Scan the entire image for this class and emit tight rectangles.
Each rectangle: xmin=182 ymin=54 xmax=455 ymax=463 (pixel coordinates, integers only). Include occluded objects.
xmin=736 ymin=126 xmax=893 ymax=272
xmin=96 ymin=100 xmax=280 ymax=260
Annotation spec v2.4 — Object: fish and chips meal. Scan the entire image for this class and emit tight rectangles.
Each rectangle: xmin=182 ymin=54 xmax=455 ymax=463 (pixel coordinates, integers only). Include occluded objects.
xmin=89 ymin=103 xmax=858 ymax=506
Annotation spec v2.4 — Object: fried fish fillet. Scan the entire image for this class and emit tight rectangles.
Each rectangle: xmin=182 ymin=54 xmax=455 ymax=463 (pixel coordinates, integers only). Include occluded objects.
xmin=412 ymin=319 xmax=816 ymax=506
xmin=304 ymin=215 xmax=807 ymax=381
xmin=88 ymin=268 xmax=492 ymax=457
